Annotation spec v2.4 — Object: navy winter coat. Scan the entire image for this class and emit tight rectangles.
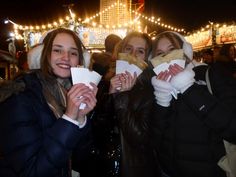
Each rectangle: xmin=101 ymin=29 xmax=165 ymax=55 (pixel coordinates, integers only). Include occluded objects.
xmin=0 ymin=72 xmax=92 ymax=177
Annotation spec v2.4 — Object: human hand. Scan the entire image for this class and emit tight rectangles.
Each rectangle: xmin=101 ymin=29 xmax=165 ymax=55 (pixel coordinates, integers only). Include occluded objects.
xmin=65 ymin=83 xmax=97 ymax=122
xmin=119 ymin=71 xmax=137 ymax=92
xmin=109 ymin=74 xmax=122 ymax=94
xmin=169 ymin=64 xmax=195 ymax=93
xmin=151 ymin=76 xmax=174 ymax=107
xmin=157 ymin=70 xmax=172 ymax=82
xmin=109 ymin=71 xmax=137 ymax=93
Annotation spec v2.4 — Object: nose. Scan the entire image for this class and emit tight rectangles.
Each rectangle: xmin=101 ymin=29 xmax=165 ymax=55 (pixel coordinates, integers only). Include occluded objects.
xmin=130 ymin=49 xmax=136 ymax=57
xmin=61 ymin=50 xmax=70 ymax=60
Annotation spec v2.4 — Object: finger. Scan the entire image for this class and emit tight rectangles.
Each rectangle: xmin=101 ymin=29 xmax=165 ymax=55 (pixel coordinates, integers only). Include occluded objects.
xmin=163 ymin=71 xmax=171 ymax=81
xmin=89 ymin=82 xmax=98 ymax=95
xmin=169 ymin=64 xmax=181 ymax=75
xmin=68 ymin=85 xmax=91 ymax=102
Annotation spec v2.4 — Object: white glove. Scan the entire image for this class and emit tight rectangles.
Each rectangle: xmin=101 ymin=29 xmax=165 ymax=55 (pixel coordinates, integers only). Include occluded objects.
xmin=170 ymin=67 xmax=195 ymax=93
xmin=151 ymin=76 xmax=174 ymax=107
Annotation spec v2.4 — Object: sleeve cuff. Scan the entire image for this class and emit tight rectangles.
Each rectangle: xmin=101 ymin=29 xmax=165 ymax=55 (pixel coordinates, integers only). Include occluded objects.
xmin=62 ymin=114 xmax=87 ymax=128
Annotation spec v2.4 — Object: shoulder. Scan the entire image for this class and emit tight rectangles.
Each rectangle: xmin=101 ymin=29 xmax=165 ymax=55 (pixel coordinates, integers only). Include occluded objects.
xmin=0 ymin=71 xmax=42 ymax=103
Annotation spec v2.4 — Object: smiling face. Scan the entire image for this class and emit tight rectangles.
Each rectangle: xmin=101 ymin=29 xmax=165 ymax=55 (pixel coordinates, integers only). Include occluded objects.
xmin=123 ymin=36 xmax=147 ymax=60
xmin=50 ymin=33 xmax=79 ymax=78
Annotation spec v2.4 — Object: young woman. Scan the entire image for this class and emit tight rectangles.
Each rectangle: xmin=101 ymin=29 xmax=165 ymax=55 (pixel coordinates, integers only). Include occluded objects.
xmin=109 ymin=31 xmax=162 ymax=177
xmin=150 ymin=31 xmax=236 ymax=177
xmin=0 ymin=28 xmax=98 ymax=177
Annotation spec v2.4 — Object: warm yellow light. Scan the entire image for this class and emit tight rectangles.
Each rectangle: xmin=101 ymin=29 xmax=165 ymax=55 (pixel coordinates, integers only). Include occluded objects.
xmin=92 ymin=22 xmax=97 ymax=27
xmin=13 ymin=24 xmax=18 ymax=29
xmin=71 ymin=13 xmax=75 ymax=18
xmin=59 ymin=19 xmax=64 ymax=24
xmin=65 ymin=16 xmax=70 ymax=21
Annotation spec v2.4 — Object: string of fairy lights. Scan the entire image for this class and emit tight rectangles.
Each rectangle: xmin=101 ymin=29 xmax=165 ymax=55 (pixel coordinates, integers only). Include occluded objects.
xmin=5 ymin=2 xmax=186 ymax=40
xmin=5 ymin=1 xmax=236 ymax=50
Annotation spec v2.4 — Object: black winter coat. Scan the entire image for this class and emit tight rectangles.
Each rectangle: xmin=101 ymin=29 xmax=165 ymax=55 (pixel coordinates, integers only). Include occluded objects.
xmin=113 ymin=68 xmax=162 ymax=177
xmin=152 ymin=64 xmax=236 ymax=177
xmin=0 ymin=72 xmax=92 ymax=177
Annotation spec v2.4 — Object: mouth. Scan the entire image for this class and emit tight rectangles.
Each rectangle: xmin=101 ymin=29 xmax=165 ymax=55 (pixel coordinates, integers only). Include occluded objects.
xmin=56 ymin=63 xmax=71 ymax=69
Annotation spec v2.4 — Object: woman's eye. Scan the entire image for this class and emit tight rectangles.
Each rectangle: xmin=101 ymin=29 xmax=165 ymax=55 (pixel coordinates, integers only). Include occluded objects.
xmin=53 ymin=49 xmax=61 ymax=53
xmin=155 ymin=51 xmax=163 ymax=56
xmin=137 ymin=49 xmax=145 ymax=55
xmin=169 ymin=47 xmax=175 ymax=51
xmin=70 ymin=51 xmax=78 ymax=56
xmin=125 ymin=47 xmax=132 ymax=52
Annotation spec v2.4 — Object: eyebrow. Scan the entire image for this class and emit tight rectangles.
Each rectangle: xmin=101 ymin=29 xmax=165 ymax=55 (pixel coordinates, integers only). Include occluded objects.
xmin=126 ymin=44 xmax=145 ymax=50
xmin=52 ymin=44 xmax=78 ymax=51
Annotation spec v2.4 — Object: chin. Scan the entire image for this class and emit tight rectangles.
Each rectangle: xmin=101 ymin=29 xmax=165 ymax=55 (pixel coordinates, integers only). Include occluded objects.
xmin=55 ymin=71 xmax=71 ymax=79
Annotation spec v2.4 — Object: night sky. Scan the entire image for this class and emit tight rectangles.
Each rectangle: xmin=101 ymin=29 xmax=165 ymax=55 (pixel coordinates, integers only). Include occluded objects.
xmin=0 ymin=0 xmax=236 ymax=49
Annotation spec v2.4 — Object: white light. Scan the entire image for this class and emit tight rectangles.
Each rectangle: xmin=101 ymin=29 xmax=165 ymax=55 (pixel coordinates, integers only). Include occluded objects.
xmin=4 ymin=19 xmax=9 ymax=24
xmin=9 ymin=32 xmax=15 ymax=37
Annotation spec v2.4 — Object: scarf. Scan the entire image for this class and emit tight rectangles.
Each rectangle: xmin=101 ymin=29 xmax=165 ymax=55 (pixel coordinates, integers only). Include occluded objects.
xmin=36 ymin=71 xmax=72 ymax=119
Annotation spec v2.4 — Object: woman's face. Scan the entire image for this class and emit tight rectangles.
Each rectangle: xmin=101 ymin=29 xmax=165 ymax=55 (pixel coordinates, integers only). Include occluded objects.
xmin=50 ymin=33 xmax=79 ymax=78
xmin=154 ymin=37 xmax=175 ymax=57
xmin=123 ymin=37 xmax=146 ymax=60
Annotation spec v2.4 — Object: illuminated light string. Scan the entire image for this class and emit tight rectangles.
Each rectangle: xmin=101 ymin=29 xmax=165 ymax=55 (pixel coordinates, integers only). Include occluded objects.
xmin=131 ymin=11 xmax=184 ymax=33
xmin=6 ymin=1 xmax=186 ymax=39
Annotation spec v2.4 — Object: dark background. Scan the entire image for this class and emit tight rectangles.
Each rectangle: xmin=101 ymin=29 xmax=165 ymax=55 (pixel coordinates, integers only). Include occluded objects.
xmin=0 ymin=0 xmax=236 ymax=50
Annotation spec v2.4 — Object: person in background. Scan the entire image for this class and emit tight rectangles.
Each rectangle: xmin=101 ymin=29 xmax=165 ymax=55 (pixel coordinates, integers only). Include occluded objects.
xmin=109 ymin=31 xmax=162 ymax=177
xmin=215 ymin=43 xmax=236 ymax=78
xmin=213 ymin=45 xmax=221 ymax=60
xmin=89 ymin=34 xmax=122 ymax=81
xmin=150 ymin=31 xmax=236 ymax=177
xmin=0 ymin=28 xmax=98 ymax=177
xmin=105 ymin=34 xmax=123 ymax=58
xmin=202 ymin=48 xmax=214 ymax=65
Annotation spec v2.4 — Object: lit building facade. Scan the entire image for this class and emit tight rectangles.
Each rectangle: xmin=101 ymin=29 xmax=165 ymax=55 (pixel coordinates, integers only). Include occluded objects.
xmin=100 ymin=0 xmax=132 ymax=26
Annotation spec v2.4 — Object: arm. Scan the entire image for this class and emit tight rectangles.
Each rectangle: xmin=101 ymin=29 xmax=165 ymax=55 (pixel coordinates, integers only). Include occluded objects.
xmin=181 ymin=64 xmax=236 ymax=143
xmin=0 ymin=93 xmax=91 ymax=177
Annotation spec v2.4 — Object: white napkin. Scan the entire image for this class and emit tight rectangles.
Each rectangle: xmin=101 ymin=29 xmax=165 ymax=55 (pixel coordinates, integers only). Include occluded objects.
xmin=116 ymin=60 xmax=143 ymax=77
xmin=71 ymin=67 xmax=102 ymax=109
